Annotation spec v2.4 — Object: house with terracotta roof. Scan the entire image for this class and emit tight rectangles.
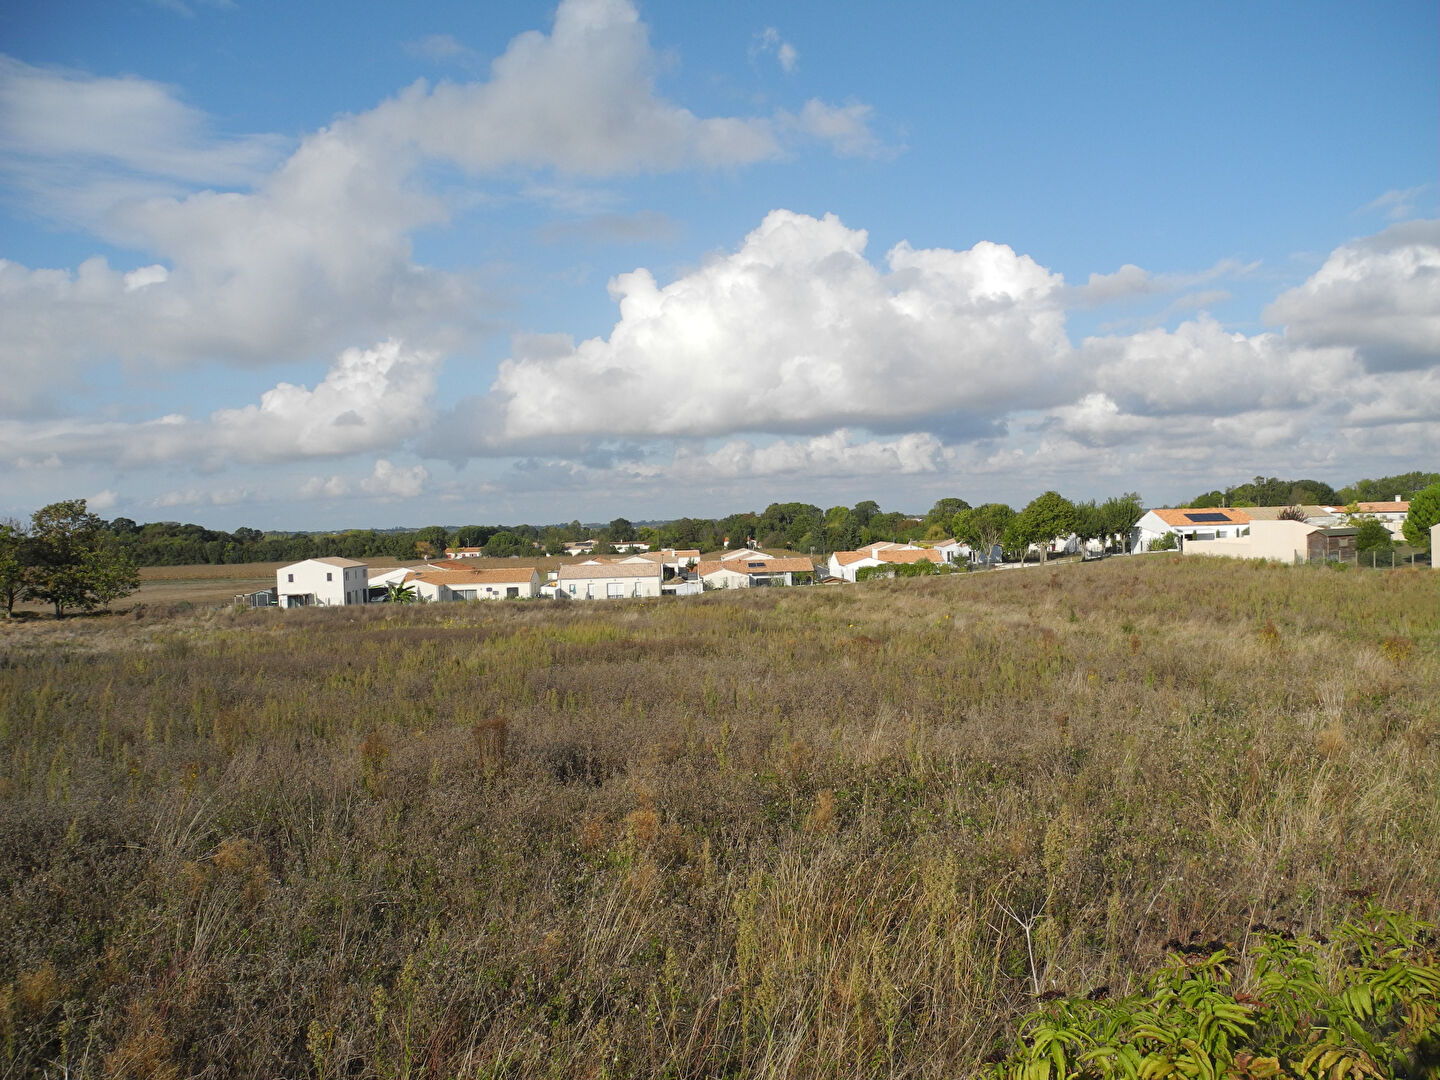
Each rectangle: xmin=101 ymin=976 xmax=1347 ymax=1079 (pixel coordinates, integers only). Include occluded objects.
xmin=826 ymin=545 xmax=943 ymax=582
xmin=696 ymin=556 xmax=815 ymax=589
xmin=1348 ymin=499 xmax=1410 ymax=538
xmin=556 ymin=561 xmax=663 ymax=600
xmin=410 ymin=567 xmax=541 ymax=602
xmin=277 ymin=557 xmax=369 ymax=608
xmin=443 ymin=546 xmax=485 ymax=559
xmin=1133 ymin=508 xmax=1251 ymax=550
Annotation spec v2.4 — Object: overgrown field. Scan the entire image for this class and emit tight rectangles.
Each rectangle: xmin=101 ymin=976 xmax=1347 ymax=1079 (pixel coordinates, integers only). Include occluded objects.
xmin=1 ymin=557 xmax=1435 ymax=1078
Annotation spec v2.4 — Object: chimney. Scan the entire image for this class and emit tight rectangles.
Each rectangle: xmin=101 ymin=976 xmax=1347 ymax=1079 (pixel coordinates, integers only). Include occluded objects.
xmin=1395 ymin=495 xmax=1402 ymax=502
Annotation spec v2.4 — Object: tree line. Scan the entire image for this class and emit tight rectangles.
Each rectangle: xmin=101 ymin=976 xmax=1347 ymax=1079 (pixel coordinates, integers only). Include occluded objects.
xmin=1186 ymin=471 xmax=1439 ymax=509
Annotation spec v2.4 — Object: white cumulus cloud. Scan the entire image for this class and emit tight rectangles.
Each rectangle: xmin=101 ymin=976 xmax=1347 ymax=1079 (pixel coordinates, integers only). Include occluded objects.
xmin=0 ymin=340 xmax=440 ymax=469
xmin=477 ymin=209 xmax=1071 ymax=450
xmin=1264 ymin=219 xmax=1440 ymax=371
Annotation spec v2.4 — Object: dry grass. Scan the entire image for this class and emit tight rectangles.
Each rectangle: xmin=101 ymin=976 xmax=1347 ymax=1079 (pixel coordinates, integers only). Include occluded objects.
xmin=0 ymin=557 xmax=1435 ymax=1078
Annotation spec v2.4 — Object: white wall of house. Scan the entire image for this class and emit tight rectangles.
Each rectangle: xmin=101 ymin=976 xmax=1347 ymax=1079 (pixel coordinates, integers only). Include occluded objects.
xmin=278 ymin=559 xmax=368 ymax=607
xmin=558 ymin=569 xmax=662 ymax=600
xmin=828 ymin=553 xmax=878 ymax=582
xmin=701 ymin=566 xmax=753 ymax=589
xmin=1182 ymin=520 xmax=1312 ymax=563
xmin=1431 ymin=523 xmax=1439 ymax=567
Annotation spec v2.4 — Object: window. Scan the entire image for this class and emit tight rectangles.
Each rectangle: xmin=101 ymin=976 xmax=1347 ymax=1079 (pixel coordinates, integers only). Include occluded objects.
xmin=506 ymin=587 xmax=519 ymax=598
xmin=287 ymin=573 xmax=294 ymax=582
xmin=607 ymin=582 xmax=624 ymax=597
xmin=326 ymin=572 xmax=333 ymax=581
xmin=568 ymin=584 xmax=576 ymax=595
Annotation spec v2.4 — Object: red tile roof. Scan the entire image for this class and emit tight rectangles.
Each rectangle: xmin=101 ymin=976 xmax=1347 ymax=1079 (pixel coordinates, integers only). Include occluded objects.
xmin=1150 ymin=508 xmax=1251 ymax=526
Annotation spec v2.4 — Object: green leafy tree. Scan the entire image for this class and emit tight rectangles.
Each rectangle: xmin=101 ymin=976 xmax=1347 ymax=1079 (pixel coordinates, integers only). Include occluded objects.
xmin=25 ymin=499 xmax=139 ymax=616
xmin=1352 ymin=518 xmax=1394 ymax=554
xmin=483 ymin=530 xmax=530 ymax=558
xmin=0 ymin=519 xmax=26 ymax=616
xmin=1014 ymin=491 xmax=1078 ymax=563
xmin=953 ymin=503 xmax=1015 ymax=564
xmin=608 ymin=517 xmax=636 ymax=542
xmin=1402 ymin=483 xmax=1440 ymax=550
xmin=924 ymin=498 xmax=970 ymax=530
xmin=1072 ymin=500 xmax=1104 ymax=553
xmin=852 ymin=500 xmax=880 ymax=528
xmin=1100 ymin=492 xmax=1144 ymax=553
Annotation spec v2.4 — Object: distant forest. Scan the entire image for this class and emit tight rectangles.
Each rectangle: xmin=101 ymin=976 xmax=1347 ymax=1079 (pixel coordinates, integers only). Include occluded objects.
xmin=82 ymin=470 xmax=1438 ymax=567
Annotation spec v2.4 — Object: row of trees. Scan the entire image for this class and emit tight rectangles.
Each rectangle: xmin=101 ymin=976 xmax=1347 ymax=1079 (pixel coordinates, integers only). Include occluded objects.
xmin=1 ymin=501 xmax=140 ymax=616
xmin=951 ymin=492 xmax=1146 ymax=564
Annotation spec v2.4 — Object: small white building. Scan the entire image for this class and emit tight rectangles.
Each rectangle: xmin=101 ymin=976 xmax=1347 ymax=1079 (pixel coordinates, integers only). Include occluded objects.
xmin=557 ymin=562 xmax=663 ymax=600
xmin=277 ymin=557 xmax=369 ymax=608
xmin=1133 ymin=508 xmax=1251 ymax=550
xmin=443 ymin=546 xmax=485 ymax=559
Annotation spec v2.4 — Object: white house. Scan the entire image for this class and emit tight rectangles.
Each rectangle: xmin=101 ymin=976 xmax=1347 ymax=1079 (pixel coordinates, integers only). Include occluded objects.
xmin=930 ymin=539 xmax=965 ymax=564
xmin=443 ymin=546 xmax=485 ymax=559
xmin=1352 ymin=499 xmax=1409 ymax=538
xmin=411 ymin=567 xmax=541 ymax=601
xmin=618 ymin=548 xmax=701 ymax=571
xmin=1133 ymin=508 xmax=1251 ymax=549
xmin=696 ymin=556 xmax=815 ymax=588
xmin=556 ymin=562 xmax=663 ymax=600
xmin=277 ymin=557 xmax=369 ymax=607
xmin=826 ymin=546 xmax=943 ymax=582
xmin=1182 ymin=519 xmax=1358 ymax=565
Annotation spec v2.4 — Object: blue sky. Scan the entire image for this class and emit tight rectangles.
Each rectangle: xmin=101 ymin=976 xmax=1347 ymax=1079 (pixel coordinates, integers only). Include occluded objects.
xmin=1 ymin=0 xmax=1436 ymax=529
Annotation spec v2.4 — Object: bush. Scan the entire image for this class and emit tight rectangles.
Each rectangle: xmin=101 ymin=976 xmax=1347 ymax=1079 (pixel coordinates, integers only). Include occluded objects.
xmin=1147 ymin=532 xmax=1178 ymax=551
xmin=989 ymin=906 xmax=1440 ymax=1080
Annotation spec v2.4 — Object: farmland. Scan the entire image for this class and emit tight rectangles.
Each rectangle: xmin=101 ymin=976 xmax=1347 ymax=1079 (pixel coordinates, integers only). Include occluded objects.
xmin=0 ymin=557 xmax=1435 ymax=1077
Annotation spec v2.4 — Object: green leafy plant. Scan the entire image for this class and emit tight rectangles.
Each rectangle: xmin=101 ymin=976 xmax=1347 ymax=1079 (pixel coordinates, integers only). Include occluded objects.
xmin=989 ymin=907 xmax=1439 ymax=1080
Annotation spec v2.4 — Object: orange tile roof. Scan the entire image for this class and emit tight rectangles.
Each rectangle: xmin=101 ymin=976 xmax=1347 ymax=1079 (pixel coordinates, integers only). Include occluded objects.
xmin=1150 ymin=508 xmax=1251 ymax=526
xmin=749 ymin=557 xmax=815 ymax=573
xmin=1356 ymin=501 xmax=1409 ymax=513
xmin=877 ymin=548 xmax=944 ymax=564
xmin=833 ymin=551 xmax=868 ymax=566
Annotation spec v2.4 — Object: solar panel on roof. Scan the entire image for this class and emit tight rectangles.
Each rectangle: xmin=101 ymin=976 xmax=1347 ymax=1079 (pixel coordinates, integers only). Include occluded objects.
xmin=1184 ymin=512 xmax=1230 ymax=522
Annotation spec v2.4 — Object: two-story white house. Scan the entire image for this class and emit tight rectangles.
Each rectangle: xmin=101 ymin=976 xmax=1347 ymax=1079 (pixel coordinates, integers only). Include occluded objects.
xmin=277 ymin=557 xmax=369 ymax=607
